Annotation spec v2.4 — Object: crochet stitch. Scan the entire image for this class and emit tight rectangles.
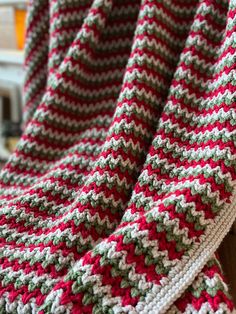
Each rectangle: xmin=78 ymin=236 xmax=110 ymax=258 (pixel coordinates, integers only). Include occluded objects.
xmin=0 ymin=0 xmax=235 ymax=313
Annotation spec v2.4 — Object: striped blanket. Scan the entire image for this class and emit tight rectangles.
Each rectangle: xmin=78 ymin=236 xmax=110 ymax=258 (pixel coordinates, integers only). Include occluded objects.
xmin=0 ymin=0 xmax=235 ymax=312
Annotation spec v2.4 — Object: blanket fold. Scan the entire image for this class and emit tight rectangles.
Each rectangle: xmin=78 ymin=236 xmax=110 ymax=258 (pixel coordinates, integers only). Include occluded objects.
xmin=0 ymin=0 xmax=235 ymax=312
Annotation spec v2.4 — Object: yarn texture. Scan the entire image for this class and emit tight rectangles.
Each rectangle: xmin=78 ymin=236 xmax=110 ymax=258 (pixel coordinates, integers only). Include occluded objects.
xmin=0 ymin=0 xmax=235 ymax=313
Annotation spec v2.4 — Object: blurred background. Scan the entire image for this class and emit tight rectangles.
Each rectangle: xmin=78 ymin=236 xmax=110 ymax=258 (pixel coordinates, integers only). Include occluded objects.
xmin=0 ymin=0 xmax=27 ymax=164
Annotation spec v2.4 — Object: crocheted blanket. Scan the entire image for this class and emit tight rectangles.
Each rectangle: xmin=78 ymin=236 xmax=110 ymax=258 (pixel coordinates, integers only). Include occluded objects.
xmin=0 ymin=0 xmax=235 ymax=313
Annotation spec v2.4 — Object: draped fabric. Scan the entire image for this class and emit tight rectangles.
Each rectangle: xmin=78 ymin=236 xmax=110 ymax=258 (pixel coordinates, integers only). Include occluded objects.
xmin=0 ymin=0 xmax=235 ymax=312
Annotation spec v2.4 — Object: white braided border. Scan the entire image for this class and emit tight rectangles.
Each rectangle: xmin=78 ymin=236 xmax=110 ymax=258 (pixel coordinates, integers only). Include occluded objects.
xmin=135 ymin=189 xmax=236 ymax=313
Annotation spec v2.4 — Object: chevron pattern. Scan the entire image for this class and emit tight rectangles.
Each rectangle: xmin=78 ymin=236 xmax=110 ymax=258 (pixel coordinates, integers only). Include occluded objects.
xmin=0 ymin=0 xmax=235 ymax=312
